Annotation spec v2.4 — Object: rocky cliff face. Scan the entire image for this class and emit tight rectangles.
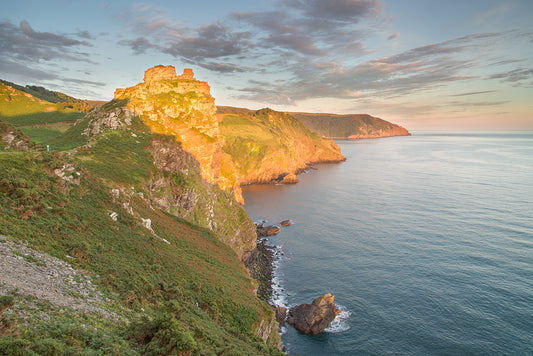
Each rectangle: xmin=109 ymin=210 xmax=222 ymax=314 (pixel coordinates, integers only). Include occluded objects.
xmin=218 ymin=107 xmax=346 ymax=185
xmin=291 ymin=112 xmax=410 ymax=139
xmin=76 ymin=101 xmax=257 ymax=262
xmin=115 ymin=66 xmax=242 ymax=203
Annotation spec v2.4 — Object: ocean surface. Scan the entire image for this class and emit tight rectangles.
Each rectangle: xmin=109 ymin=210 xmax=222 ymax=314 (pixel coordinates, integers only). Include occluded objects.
xmin=242 ymin=131 xmax=533 ymax=356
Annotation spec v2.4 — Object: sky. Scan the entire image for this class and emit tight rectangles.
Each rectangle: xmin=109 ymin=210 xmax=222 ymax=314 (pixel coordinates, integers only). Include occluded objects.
xmin=1 ymin=0 xmax=532 ymax=130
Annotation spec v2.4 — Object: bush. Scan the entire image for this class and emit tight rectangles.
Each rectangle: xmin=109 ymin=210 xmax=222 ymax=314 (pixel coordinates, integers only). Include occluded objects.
xmin=0 ymin=296 xmax=14 ymax=315
xmin=0 ymin=338 xmax=34 ymax=356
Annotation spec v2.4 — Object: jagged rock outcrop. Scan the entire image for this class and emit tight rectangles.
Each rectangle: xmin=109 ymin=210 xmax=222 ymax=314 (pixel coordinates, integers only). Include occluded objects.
xmin=256 ymin=312 xmax=282 ymax=350
xmin=286 ymin=293 xmax=340 ymax=334
xmin=80 ymin=105 xmax=133 ymax=138
xmin=115 ymin=66 xmax=243 ymax=203
xmin=281 ymin=173 xmax=298 ymax=184
xmin=147 ymin=136 xmax=257 ymax=262
xmin=291 ymin=112 xmax=410 ymax=139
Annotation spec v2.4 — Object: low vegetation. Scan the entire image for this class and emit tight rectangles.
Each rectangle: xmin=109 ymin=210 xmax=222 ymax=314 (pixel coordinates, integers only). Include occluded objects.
xmin=0 ymin=98 xmax=282 ymax=354
xmin=218 ymin=107 xmax=341 ymax=180
xmin=291 ymin=112 xmax=409 ymax=138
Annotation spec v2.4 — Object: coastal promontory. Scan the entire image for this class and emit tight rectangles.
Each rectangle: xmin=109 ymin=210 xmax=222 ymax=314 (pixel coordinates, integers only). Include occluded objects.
xmin=291 ymin=112 xmax=410 ymax=139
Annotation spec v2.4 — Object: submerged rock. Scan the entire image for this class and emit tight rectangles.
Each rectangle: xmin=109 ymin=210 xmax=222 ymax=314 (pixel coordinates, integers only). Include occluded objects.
xmin=287 ymin=293 xmax=340 ymax=334
xmin=280 ymin=220 xmax=291 ymax=227
xmin=256 ymin=224 xmax=281 ymax=237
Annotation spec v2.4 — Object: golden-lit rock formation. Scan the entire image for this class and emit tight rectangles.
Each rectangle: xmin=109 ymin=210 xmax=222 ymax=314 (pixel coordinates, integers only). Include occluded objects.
xmin=114 ymin=66 xmax=243 ymax=203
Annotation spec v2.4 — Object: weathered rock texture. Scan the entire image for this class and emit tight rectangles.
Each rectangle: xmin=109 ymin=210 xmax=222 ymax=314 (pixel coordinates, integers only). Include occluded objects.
xmin=287 ymin=293 xmax=340 ymax=334
xmin=291 ymin=112 xmax=410 ymax=139
xmin=147 ymin=136 xmax=257 ymax=262
xmin=115 ymin=66 xmax=242 ymax=203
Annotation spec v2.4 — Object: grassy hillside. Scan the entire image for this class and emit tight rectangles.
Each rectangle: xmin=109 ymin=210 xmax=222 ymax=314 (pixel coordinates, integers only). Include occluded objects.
xmin=0 ymin=79 xmax=104 ymax=110
xmin=0 ymin=82 xmax=85 ymax=145
xmin=0 ymin=103 xmax=282 ymax=354
xmin=291 ymin=112 xmax=410 ymax=139
xmin=218 ymin=107 xmax=345 ymax=184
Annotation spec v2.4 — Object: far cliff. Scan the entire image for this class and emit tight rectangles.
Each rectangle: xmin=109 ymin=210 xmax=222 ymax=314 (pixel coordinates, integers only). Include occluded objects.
xmin=291 ymin=112 xmax=410 ymax=139
xmin=217 ymin=106 xmax=345 ymax=185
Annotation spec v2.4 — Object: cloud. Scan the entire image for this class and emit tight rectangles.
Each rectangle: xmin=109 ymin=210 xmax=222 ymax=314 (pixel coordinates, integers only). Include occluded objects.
xmin=489 ymin=68 xmax=533 ymax=82
xmin=284 ymin=0 xmax=383 ymax=22
xmin=119 ymin=6 xmax=252 ymax=61
xmin=387 ymin=32 xmax=400 ymax=40
xmin=119 ymin=0 xmax=378 ymax=70
xmin=163 ymin=23 xmax=250 ymax=59
xmin=196 ymin=62 xmax=248 ymax=73
xmin=0 ymin=20 xmax=93 ymax=63
xmin=233 ymin=31 xmax=527 ymax=104
xmin=75 ymin=30 xmax=95 ymax=40
xmin=62 ymin=77 xmax=106 ymax=87
xmin=451 ymin=90 xmax=497 ymax=97
xmin=118 ymin=37 xmax=158 ymax=55
xmin=447 ymin=100 xmax=509 ymax=107
xmin=0 ymin=59 xmax=58 ymax=81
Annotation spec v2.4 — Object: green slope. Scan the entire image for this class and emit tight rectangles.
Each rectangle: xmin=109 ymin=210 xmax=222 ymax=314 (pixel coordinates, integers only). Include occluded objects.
xmin=291 ymin=112 xmax=410 ymax=139
xmin=0 ymin=103 xmax=282 ymax=354
xmin=218 ymin=106 xmax=345 ymax=183
xmin=0 ymin=82 xmax=85 ymax=145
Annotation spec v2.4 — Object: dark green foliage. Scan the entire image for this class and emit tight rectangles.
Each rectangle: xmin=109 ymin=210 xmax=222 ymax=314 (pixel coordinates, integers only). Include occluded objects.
xmin=0 ymin=296 xmax=14 ymax=315
xmin=0 ymin=339 xmax=33 ymax=356
xmin=77 ymin=130 xmax=152 ymax=187
xmin=101 ymin=98 xmax=130 ymax=112
xmin=1 ymin=111 xmax=84 ymax=128
xmin=0 ymin=79 xmax=96 ymax=111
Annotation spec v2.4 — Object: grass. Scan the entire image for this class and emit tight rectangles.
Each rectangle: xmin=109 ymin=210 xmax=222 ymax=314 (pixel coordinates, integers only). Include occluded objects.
xmin=1 ymin=111 xmax=83 ymax=127
xmin=0 ymin=109 xmax=282 ymax=354
xmin=219 ymin=108 xmax=337 ymax=177
xmin=17 ymin=124 xmax=72 ymax=144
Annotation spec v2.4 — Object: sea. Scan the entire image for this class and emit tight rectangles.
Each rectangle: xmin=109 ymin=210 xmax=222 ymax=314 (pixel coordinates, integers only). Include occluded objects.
xmin=242 ymin=131 xmax=533 ymax=356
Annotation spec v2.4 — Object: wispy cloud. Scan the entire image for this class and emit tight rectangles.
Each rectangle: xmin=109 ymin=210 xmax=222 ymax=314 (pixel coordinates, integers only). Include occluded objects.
xmin=0 ymin=20 xmax=93 ymax=62
xmin=451 ymin=90 xmax=497 ymax=96
xmin=387 ymin=32 xmax=400 ymax=40
xmin=488 ymin=68 xmax=533 ymax=83
xmin=118 ymin=37 xmax=157 ymax=55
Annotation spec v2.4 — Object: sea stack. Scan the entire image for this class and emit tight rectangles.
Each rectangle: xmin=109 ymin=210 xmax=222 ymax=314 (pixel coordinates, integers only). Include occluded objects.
xmin=287 ymin=293 xmax=340 ymax=334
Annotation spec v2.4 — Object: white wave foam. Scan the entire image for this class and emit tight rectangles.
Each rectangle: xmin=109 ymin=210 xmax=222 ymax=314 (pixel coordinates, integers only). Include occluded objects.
xmin=269 ymin=244 xmax=289 ymax=308
xmin=324 ymin=305 xmax=351 ymax=333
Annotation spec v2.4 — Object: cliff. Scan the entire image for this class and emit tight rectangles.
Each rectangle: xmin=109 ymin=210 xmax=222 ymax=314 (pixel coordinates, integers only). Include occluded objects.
xmin=0 ymin=96 xmax=283 ymax=354
xmin=291 ymin=112 xmax=410 ymax=139
xmin=218 ymin=106 xmax=346 ymax=184
xmin=72 ymin=100 xmax=257 ymax=263
xmin=114 ymin=65 xmax=242 ymax=202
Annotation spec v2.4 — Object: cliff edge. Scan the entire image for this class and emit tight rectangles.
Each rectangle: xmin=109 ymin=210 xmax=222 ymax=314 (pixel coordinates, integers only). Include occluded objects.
xmin=218 ymin=106 xmax=346 ymax=184
xmin=291 ymin=112 xmax=410 ymax=139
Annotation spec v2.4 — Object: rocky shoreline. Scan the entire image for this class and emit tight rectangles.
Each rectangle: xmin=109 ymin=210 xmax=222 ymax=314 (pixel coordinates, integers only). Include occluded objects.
xmin=248 ymin=238 xmax=277 ymax=302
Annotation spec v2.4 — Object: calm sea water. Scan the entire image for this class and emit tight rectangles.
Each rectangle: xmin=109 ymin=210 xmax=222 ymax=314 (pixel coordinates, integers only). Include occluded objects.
xmin=242 ymin=131 xmax=533 ymax=355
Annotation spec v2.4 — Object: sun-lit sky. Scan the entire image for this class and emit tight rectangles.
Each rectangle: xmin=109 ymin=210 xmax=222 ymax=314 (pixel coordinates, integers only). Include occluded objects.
xmin=1 ymin=0 xmax=532 ymax=130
